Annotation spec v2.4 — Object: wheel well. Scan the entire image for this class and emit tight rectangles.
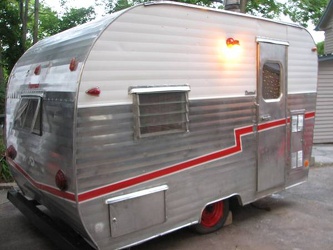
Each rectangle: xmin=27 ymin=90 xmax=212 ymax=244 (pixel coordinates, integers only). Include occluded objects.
xmin=228 ymin=195 xmax=243 ymax=209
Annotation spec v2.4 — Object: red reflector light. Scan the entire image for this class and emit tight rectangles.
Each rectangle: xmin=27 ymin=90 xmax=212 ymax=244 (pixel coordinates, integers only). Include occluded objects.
xmin=34 ymin=65 xmax=41 ymax=75
xmin=69 ymin=58 xmax=77 ymax=71
xmin=6 ymin=145 xmax=17 ymax=160
xmin=55 ymin=170 xmax=68 ymax=191
xmin=86 ymin=87 xmax=101 ymax=96
xmin=29 ymin=83 xmax=40 ymax=89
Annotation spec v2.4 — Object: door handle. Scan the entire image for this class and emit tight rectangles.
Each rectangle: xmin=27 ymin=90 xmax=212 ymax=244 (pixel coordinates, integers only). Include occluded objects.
xmin=260 ymin=114 xmax=271 ymax=121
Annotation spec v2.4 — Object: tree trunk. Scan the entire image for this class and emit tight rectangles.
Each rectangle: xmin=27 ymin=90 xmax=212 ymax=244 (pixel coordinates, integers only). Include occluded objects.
xmin=240 ymin=0 xmax=248 ymax=13
xmin=33 ymin=0 xmax=39 ymax=44
xmin=0 ymin=45 xmax=4 ymax=88
xmin=21 ymin=0 xmax=30 ymax=51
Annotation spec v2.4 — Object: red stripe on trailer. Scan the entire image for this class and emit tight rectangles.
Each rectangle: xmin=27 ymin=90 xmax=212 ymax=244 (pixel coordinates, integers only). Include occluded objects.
xmin=305 ymin=111 xmax=315 ymax=119
xmin=7 ymin=158 xmax=76 ymax=201
xmin=258 ymin=118 xmax=287 ymax=131
xmin=8 ymin=111 xmax=316 ymax=203
xmin=78 ymin=125 xmax=253 ymax=202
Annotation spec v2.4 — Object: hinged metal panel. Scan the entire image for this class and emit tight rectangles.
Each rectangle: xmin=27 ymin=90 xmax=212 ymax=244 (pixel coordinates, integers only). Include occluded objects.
xmin=108 ymin=186 xmax=168 ymax=237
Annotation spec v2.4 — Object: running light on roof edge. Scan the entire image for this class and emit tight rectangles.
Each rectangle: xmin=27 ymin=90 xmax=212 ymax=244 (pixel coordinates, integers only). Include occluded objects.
xmin=226 ymin=38 xmax=240 ymax=48
xmin=86 ymin=87 xmax=101 ymax=96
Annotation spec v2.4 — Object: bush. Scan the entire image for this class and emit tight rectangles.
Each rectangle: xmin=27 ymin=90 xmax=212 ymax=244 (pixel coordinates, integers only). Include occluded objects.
xmin=0 ymin=137 xmax=13 ymax=182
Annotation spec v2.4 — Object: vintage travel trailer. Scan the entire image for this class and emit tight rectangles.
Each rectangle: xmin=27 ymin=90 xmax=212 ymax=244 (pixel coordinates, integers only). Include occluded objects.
xmin=5 ymin=2 xmax=317 ymax=249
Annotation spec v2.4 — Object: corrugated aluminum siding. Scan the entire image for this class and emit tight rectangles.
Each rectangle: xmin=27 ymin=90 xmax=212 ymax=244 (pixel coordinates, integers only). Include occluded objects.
xmin=76 ymin=97 xmax=257 ymax=248
xmin=314 ymin=60 xmax=333 ymax=143
xmin=324 ymin=18 xmax=333 ymax=54
xmin=78 ymin=3 xmax=317 ymax=107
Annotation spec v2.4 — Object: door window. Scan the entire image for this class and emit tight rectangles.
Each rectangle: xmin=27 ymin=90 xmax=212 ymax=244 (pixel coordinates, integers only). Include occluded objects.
xmin=262 ymin=62 xmax=281 ymax=100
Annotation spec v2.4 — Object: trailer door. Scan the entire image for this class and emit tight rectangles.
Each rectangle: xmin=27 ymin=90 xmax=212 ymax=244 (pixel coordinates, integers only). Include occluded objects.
xmin=256 ymin=40 xmax=288 ymax=193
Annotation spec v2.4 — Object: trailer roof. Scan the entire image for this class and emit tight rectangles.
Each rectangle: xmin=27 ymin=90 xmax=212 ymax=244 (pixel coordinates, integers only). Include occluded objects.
xmin=146 ymin=1 xmax=303 ymax=29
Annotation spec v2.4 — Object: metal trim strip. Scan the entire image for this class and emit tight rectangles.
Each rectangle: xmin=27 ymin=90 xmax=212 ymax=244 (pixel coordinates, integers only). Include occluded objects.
xmin=105 ymin=185 xmax=168 ymax=204
xmin=129 ymin=85 xmax=190 ymax=94
xmin=256 ymin=37 xmax=290 ymax=46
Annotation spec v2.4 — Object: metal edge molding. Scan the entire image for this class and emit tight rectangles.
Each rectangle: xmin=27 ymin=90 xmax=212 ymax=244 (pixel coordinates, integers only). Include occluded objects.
xmin=105 ymin=185 xmax=169 ymax=204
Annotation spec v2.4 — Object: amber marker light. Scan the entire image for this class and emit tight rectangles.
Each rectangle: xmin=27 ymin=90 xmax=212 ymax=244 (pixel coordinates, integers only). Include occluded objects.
xmin=219 ymin=37 xmax=242 ymax=63
xmin=304 ymin=159 xmax=310 ymax=168
xmin=226 ymin=37 xmax=240 ymax=47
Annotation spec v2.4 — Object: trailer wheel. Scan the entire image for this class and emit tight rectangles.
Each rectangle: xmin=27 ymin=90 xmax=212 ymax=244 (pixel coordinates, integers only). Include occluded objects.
xmin=192 ymin=199 xmax=229 ymax=234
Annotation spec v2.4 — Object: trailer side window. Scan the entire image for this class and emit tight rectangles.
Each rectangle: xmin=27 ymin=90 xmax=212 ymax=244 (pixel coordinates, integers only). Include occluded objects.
xmin=130 ymin=86 xmax=190 ymax=139
xmin=262 ymin=62 xmax=281 ymax=100
xmin=14 ymin=96 xmax=42 ymax=135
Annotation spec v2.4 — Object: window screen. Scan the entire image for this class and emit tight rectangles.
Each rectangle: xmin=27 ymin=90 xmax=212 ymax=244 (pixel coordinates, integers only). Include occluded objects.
xmin=262 ymin=62 xmax=281 ymax=100
xmin=133 ymin=91 xmax=189 ymax=138
xmin=14 ymin=96 xmax=42 ymax=135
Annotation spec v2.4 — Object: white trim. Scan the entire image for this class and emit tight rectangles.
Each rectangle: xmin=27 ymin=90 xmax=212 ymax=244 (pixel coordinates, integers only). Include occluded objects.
xmin=129 ymin=85 xmax=190 ymax=94
xmin=105 ymin=185 xmax=169 ymax=204
xmin=256 ymin=37 xmax=290 ymax=46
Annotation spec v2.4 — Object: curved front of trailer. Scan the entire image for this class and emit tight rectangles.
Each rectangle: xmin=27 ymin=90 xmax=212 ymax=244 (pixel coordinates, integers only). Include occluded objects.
xmin=5 ymin=14 xmax=120 ymax=248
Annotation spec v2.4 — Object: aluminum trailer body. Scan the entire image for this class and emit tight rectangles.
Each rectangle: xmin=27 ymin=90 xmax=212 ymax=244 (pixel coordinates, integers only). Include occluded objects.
xmin=5 ymin=2 xmax=317 ymax=249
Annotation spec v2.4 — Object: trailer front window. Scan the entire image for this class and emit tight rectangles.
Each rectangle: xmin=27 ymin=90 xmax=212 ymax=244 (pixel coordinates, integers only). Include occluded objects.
xmin=14 ymin=96 xmax=42 ymax=135
xmin=130 ymin=86 xmax=190 ymax=139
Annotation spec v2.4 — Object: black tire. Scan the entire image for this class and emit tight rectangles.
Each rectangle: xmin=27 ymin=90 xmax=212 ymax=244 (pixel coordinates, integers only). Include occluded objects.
xmin=192 ymin=199 xmax=229 ymax=234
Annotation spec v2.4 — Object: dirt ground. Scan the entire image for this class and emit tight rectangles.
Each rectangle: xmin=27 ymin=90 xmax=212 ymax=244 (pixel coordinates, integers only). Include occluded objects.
xmin=0 ymin=165 xmax=333 ymax=250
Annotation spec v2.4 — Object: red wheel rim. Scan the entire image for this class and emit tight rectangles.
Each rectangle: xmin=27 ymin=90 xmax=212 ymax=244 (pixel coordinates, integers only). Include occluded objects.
xmin=201 ymin=201 xmax=224 ymax=228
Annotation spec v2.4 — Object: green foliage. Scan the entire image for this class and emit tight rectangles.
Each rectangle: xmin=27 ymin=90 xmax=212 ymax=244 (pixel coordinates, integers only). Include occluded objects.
xmin=59 ymin=7 xmax=96 ymax=31
xmin=317 ymin=41 xmax=324 ymax=56
xmin=0 ymin=0 xmax=25 ymax=75
xmin=0 ymin=0 xmax=96 ymax=77
xmin=104 ymin=0 xmax=217 ymax=14
xmin=102 ymin=0 xmax=328 ymax=27
xmin=34 ymin=5 xmax=60 ymax=39
xmin=247 ymin=0 xmax=283 ymax=19
xmin=0 ymin=138 xmax=13 ymax=183
xmin=283 ymin=0 xmax=329 ymax=27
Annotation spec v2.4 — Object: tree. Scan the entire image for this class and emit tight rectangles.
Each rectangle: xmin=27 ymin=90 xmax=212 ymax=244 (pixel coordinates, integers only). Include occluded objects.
xmin=33 ymin=0 xmax=39 ymax=44
xmin=104 ymin=0 xmax=217 ymax=14
xmin=245 ymin=0 xmax=283 ymax=19
xmin=283 ymin=0 xmax=328 ymax=28
xmin=317 ymin=41 xmax=324 ymax=56
xmin=102 ymin=0 xmax=327 ymax=27
xmin=0 ymin=0 xmax=97 ymax=114
xmin=58 ymin=7 xmax=96 ymax=31
xmin=19 ymin=0 xmax=30 ymax=51
xmin=0 ymin=0 xmax=24 ymax=78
